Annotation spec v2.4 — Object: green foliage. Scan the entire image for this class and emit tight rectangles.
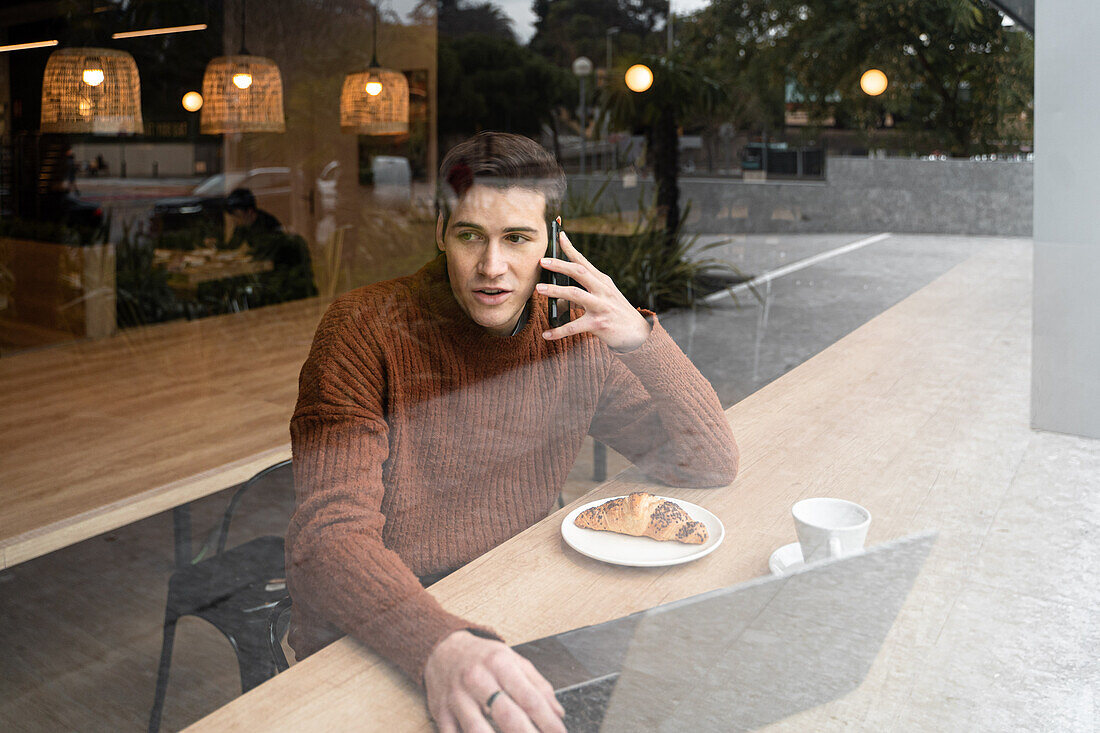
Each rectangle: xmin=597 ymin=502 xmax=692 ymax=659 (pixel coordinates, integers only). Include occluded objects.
xmin=114 ymin=224 xmax=183 ymax=328
xmin=438 ymin=0 xmax=517 ymax=41
xmin=0 ymin=218 xmax=79 ymax=245
xmin=600 ymin=53 xmax=724 ymax=235
xmin=438 ymin=34 xmax=574 ymax=141
xmin=565 ymin=183 xmax=746 ymax=312
xmin=679 ymin=0 xmax=1034 ymax=155
xmin=0 ymin=216 xmax=106 ymax=247
xmin=676 ymin=0 xmax=807 ymax=133
xmin=529 ymin=0 xmax=668 ymax=67
xmin=601 ymin=53 xmax=725 ymax=129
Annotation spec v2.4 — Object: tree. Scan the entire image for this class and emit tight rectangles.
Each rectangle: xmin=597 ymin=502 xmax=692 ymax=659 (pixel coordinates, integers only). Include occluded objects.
xmin=437 ymin=34 xmax=574 ymax=147
xmin=601 ymin=54 xmax=723 ymax=239
xmin=783 ymin=0 xmax=1031 ymax=155
xmin=437 ymin=0 xmax=517 ymax=42
xmin=680 ymin=0 xmax=1034 ymax=156
xmin=676 ymin=0 xmax=805 ymax=135
xmin=529 ymin=0 xmax=668 ymax=67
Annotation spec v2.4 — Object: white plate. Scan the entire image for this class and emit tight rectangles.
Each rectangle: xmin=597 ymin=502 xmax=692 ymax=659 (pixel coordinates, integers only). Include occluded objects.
xmin=769 ymin=542 xmax=804 ymax=576
xmin=561 ymin=495 xmax=724 ymax=567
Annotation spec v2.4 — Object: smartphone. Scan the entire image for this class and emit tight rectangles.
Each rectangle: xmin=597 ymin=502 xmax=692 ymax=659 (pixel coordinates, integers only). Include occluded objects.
xmin=543 ymin=217 xmax=573 ymax=329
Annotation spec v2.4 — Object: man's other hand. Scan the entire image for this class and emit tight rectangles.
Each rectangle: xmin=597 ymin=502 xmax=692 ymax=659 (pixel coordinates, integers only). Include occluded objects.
xmin=424 ymin=630 xmax=567 ymax=733
xmin=537 ymin=227 xmax=652 ymax=353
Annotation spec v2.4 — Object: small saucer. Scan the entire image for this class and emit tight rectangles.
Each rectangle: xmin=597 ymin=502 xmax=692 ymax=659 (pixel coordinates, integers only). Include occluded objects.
xmin=769 ymin=542 xmax=804 ymax=576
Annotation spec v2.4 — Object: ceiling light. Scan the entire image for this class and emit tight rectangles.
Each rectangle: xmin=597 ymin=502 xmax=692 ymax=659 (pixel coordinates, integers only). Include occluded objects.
xmin=0 ymin=40 xmax=58 ymax=53
xmin=41 ymin=47 xmax=143 ymax=134
xmin=82 ymin=68 xmax=105 ymax=86
xmin=339 ymin=5 xmax=408 ymax=135
xmin=112 ymin=24 xmax=207 ymax=39
xmin=182 ymin=91 xmax=203 ymax=112
xmin=200 ymin=0 xmax=284 ymax=134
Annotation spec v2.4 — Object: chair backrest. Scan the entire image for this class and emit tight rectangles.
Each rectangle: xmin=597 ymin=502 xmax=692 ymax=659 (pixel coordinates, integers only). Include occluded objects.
xmin=216 ymin=458 xmax=293 ymax=555
xmin=268 ymin=595 xmax=293 ymax=672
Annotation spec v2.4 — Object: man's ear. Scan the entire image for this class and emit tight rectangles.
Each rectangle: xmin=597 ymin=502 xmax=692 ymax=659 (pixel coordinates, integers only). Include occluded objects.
xmin=435 ymin=213 xmax=445 ymax=252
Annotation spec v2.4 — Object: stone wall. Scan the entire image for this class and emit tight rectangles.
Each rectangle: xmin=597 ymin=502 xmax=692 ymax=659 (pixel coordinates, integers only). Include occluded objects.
xmin=570 ymin=157 xmax=1033 ymax=236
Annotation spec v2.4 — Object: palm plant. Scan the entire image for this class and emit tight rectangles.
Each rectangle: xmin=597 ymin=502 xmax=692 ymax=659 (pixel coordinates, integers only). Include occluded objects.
xmin=565 ymin=184 xmax=750 ymax=312
xmin=600 ymin=53 xmax=724 ymax=243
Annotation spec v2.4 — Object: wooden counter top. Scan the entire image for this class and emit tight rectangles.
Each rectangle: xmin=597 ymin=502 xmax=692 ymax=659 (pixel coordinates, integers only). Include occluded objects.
xmin=0 ymin=296 xmax=330 ymax=569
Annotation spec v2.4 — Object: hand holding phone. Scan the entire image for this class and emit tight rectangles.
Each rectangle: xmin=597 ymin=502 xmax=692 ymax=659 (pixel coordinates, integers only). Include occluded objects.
xmin=538 ymin=223 xmax=653 ymax=352
xmin=542 ymin=217 xmax=573 ymax=329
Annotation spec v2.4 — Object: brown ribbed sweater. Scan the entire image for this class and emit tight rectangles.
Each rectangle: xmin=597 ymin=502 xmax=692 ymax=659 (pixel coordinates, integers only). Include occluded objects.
xmin=286 ymin=254 xmax=739 ymax=685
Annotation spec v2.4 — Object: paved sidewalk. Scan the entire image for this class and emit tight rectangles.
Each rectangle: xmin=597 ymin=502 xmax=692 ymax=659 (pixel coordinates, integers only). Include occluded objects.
xmin=564 ymin=232 xmax=1015 ymax=499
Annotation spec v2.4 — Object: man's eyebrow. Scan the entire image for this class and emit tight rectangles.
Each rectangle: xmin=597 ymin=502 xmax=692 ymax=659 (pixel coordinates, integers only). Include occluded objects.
xmin=451 ymin=220 xmax=485 ymax=231
xmin=451 ymin=222 xmax=540 ymax=234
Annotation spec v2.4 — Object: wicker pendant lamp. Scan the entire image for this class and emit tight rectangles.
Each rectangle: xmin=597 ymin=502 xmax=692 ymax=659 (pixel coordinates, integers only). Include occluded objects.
xmin=201 ymin=0 xmax=285 ymax=134
xmin=340 ymin=5 xmax=408 ymax=135
xmin=40 ymin=46 xmax=143 ymax=134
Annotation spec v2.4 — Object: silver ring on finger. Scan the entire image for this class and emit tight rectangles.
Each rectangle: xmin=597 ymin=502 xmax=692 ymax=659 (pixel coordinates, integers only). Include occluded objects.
xmin=484 ymin=689 xmax=505 ymax=717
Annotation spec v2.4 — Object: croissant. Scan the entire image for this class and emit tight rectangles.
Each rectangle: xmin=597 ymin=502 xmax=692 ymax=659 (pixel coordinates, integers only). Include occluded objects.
xmin=574 ymin=492 xmax=708 ymax=544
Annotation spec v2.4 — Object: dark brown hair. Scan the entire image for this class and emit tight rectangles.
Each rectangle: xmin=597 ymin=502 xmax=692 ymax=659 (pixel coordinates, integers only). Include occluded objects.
xmin=438 ymin=131 xmax=566 ymax=225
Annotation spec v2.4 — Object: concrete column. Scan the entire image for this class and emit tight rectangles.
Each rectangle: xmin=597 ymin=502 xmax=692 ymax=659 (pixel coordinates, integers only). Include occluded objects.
xmin=1031 ymin=1 xmax=1100 ymax=439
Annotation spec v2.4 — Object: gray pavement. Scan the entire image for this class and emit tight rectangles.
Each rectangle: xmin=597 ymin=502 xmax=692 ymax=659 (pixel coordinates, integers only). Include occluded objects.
xmin=661 ymin=233 xmax=1006 ymax=407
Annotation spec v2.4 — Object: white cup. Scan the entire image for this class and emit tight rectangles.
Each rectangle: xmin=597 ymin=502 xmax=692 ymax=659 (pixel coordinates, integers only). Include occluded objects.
xmin=792 ymin=498 xmax=871 ymax=563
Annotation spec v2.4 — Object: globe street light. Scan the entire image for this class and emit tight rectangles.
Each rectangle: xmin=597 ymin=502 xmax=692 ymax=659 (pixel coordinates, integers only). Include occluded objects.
xmin=625 ymin=64 xmax=653 ymax=93
xmin=182 ymin=91 xmax=203 ymax=112
xmin=860 ymin=69 xmax=888 ymax=96
xmin=573 ymin=56 xmax=593 ymax=175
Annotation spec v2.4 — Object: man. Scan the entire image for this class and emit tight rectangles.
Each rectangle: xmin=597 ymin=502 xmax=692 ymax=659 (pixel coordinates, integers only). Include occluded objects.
xmin=222 ymin=187 xmax=316 ymax=306
xmin=224 ymin=187 xmax=283 ymax=249
xmin=287 ymin=132 xmax=738 ymax=732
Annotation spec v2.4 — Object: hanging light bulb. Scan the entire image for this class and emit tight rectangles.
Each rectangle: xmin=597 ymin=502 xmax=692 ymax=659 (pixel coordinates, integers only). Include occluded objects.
xmin=200 ymin=0 xmax=285 ymax=133
xmin=41 ymin=47 xmax=143 ymax=134
xmin=182 ymin=91 xmax=203 ymax=112
xmin=339 ymin=5 xmax=408 ymax=135
xmin=82 ymin=67 xmax=105 ymax=86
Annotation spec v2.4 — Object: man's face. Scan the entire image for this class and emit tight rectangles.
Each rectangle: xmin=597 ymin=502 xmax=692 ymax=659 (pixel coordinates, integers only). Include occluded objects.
xmin=227 ymin=208 xmax=256 ymax=229
xmin=437 ymin=184 xmax=548 ymax=337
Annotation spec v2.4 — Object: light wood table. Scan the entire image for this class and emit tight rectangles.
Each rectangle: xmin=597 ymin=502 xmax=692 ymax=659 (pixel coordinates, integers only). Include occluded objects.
xmin=154 ymin=248 xmax=275 ymax=295
xmin=0 ymin=296 xmax=330 ymax=570
xmin=188 ymin=241 xmax=1039 ymax=731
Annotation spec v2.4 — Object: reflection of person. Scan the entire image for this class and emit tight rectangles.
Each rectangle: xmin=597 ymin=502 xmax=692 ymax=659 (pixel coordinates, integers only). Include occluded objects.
xmin=64 ymin=148 xmax=78 ymax=194
xmin=287 ymin=132 xmax=739 ymax=732
xmin=222 ymin=187 xmax=316 ymax=305
xmin=225 ymin=187 xmax=283 ymax=248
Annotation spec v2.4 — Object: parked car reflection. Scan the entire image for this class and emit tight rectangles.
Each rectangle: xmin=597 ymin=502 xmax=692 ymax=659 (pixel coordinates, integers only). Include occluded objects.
xmin=151 ymin=167 xmax=290 ymax=241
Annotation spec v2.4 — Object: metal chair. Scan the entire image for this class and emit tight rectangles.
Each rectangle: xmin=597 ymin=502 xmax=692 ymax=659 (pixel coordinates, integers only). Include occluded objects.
xmin=267 ymin=595 xmax=293 ymax=673
xmin=148 ymin=460 xmax=292 ymax=733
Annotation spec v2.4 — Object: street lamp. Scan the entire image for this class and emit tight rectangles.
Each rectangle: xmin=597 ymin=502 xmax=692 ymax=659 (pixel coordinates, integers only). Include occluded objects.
xmin=572 ymin=56 xmax=593 ymax=175
xmin=625 ymin=64 xmax=653 ymax=93
xmin=606 ymin=27 xmax=619 ymax=71
xmin=182 ymin=91 xmax=203 ymax=112
xmin=860 ymin=69 xmax=888 ymax=96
